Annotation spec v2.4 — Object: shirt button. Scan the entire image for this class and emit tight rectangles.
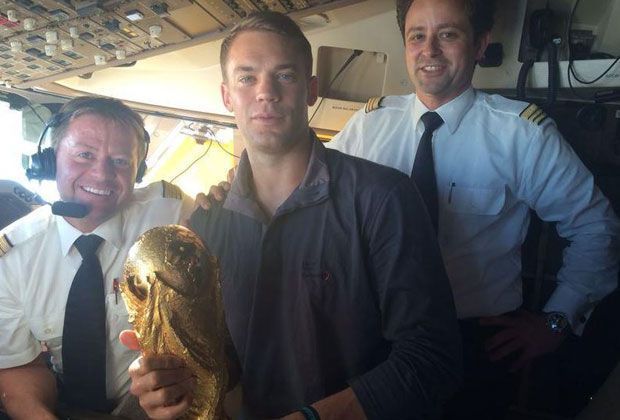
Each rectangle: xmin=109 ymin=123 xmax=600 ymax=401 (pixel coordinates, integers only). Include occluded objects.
xmin=44 ymin=328 xmax=52 ymax=334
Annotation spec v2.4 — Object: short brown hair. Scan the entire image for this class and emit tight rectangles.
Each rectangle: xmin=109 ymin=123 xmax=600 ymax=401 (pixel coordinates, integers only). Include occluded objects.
xmin=220 ymin=11 xmax=313 ymax=82
xmin=396 ymin=0 xmax=496 ymax=42
xmin=51 ymin=96 xmax=148 ymax=162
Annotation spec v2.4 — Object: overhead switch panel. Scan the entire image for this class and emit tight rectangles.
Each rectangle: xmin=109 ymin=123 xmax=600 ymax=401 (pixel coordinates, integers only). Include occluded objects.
xmin=0 ymin=0 xmax=363 ymax=88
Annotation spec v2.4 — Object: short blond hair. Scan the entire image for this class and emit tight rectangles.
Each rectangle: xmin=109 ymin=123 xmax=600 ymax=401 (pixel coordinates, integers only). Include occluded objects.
xmin=220 ymin=11 xmax=313 ymax=82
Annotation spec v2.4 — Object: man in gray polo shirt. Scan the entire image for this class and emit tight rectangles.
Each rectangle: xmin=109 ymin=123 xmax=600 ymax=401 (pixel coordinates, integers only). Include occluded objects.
xmin=124 ymin=10 xmax=461 ymax=420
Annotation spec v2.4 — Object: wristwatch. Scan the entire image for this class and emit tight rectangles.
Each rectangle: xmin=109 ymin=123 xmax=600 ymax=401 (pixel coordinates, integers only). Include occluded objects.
xmin=545 ymin=311 xmax=570 ymax=334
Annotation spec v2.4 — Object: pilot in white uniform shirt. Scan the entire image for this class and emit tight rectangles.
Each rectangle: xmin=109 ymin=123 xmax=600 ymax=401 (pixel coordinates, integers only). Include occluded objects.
xmin=0 ymin=180 xmax=194 ymax=402
xmin=328 ymin=87 xmax=620 ymax=331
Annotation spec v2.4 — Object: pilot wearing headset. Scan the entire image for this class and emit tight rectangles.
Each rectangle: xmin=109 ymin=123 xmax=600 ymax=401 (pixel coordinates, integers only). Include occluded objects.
xmin=0 ymin=96 xmax=196 ymax=419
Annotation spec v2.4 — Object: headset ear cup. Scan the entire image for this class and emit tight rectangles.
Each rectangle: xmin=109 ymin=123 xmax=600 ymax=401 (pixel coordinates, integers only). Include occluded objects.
xmin=26 ymin=148 xmax=56 ymax=180
xmin=42 ymin=148 xmax=57 ymax=180
xmin=136 ymin=160 xmax=147 ymax=183
xmin=38 ymin=148 xmax=57 ymax=180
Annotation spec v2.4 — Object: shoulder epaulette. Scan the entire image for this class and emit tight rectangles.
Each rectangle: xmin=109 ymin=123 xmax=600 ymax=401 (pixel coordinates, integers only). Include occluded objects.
xmin=519 ymin=103 xmax=548 ymax=126
xmin=0 ymin=233 xmax=13 ymax=257
xmin=365 ymin=96 xmax=385 ymax=113
xmin=161 ymin=180 xmax=183 ymax=200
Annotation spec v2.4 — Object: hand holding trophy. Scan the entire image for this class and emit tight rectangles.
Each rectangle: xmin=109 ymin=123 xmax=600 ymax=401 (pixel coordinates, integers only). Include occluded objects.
xmin=120 ymin=225 xmax=232 ymax=420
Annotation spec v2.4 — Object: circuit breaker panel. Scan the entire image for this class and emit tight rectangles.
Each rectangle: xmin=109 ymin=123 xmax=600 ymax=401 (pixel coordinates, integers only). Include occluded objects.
xmin=0 ymin=0 xmax=360 ymax=88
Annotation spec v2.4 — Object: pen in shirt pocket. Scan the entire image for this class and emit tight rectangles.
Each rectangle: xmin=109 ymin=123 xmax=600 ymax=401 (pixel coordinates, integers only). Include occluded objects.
xmin=113 ymin=278 xmax=119 ymax=304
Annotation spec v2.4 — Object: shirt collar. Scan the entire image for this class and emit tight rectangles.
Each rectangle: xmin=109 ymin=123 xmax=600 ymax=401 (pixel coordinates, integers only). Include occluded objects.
xmin=223 ymin=147 xmax=267 ymax=223
xmin=297 ymin=133 xmax=329 ymax=190
xmin=413 ymin=87 xmax=475 ymax=135
xmin=224 ymin=131 xmax=330 ymax=222
xmin=56 ymin=208 xmax=124 ymax=256
xmin=278 ymin=135 xmax=330 ymax=215
xmin=57 ymin=216 xmax=83 ymax=257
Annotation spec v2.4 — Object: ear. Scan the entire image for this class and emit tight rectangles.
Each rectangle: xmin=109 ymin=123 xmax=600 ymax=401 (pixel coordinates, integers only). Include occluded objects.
xmin=475 ymin=31 xmax=492 ymax=62
xmin=221 ymin=82 xmax=234 ymax=112
xmin=307 ymin=75 xmax=319 ymax=107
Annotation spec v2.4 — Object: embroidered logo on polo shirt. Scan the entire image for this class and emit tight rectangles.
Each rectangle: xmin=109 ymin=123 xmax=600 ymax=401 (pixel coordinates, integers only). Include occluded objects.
xmin=302 ymin=260 xmax=331 ymax=282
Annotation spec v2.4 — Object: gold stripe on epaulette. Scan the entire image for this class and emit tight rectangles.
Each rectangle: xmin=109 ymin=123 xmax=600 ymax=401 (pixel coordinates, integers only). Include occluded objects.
xmin=161 ymin=181 xmax=183 ymax=200
xmin=0 ymin=234 xmax=13 ymax=257
xmin=365 ymin=96 xmax=385 ymax=113
xmin=519 ymin=103 xmax=548 ymax=125
xmin=520 ymin=103 xmax=538 ymax=120
xmin=533 ymin=113 xmax=548 ymax=125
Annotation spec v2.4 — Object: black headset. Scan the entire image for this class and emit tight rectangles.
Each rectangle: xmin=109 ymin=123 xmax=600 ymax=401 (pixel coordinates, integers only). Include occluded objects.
xmin=26 ymin=112 xmax=150 ymax=183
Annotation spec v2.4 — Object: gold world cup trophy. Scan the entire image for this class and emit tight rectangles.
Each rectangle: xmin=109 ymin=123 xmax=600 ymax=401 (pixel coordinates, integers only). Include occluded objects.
xmin=120 ymin=225 xmax=231 ymax=420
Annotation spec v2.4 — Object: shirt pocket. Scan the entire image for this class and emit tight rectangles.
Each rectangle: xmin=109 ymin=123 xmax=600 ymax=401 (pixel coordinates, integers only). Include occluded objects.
xmin=106 ymin=292 xmax=131 ymax=343
xmin=106 ymin=292 xmax=129 ymax=317
xmin=446 ymin=185 xmax=506 ymax=216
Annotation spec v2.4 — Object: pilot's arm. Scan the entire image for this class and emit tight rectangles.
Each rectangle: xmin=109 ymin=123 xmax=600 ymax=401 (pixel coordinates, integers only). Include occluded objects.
xmin=0 ymin=258 xmax=58 ymax=419
xmin=0 ymin=354 xmax=58 ymax=420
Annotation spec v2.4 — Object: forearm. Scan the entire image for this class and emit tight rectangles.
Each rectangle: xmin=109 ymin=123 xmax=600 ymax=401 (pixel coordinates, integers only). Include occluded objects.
xmin=350 ymin=334 xmax=461 ymax=420
xmin=525 ymin=126 xmax=620 ymax=325
xmin=0 ymin=354 xmax=58 ymax=420
xmin=545 ymin=231 xmax=619 ymax=328
xmin=313 ymin=388 xmax=366 ymax=420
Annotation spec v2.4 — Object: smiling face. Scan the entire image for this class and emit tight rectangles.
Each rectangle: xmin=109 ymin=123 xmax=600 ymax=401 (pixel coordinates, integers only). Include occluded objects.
xmin=55 ymin=113 xmax=140 ymax=232
xmin=220 ymin=30 xmax=318 ymax=156
xmin=404 ymin=0 xmax=489 ymax=109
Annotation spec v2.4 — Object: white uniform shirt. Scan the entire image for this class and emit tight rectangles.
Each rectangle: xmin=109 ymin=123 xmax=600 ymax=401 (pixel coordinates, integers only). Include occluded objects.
xmin=0 ymin=181 xmax=194 ymax=401
xmin=328 ymin=87 xmax=619 ymax=328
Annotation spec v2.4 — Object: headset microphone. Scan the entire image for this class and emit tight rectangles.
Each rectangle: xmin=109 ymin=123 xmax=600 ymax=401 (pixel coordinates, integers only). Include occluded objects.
xmin=51 ymin=201 xmax=90 ymax=218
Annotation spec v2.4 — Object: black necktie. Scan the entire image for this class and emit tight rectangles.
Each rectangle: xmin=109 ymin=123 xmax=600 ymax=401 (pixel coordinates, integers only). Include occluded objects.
xmin=412 ymin=112 xmax=444 ymax=233
xmin=62 ymin=234 xmax=108 ymax=412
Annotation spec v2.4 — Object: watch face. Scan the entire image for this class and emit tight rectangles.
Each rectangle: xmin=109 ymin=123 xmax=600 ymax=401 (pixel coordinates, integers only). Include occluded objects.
xmin=546 ymin=312 xmax=569 ymax=334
